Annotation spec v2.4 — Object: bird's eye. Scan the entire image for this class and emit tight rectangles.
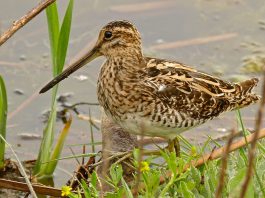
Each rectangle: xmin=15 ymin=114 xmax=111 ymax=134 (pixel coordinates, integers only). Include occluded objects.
xmin=104 ymin=31 xmax=112 ymax=39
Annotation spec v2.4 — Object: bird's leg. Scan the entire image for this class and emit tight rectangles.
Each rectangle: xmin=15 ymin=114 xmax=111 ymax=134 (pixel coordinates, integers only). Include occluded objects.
xmin=167 ymin=136 xmax=180 ymax=157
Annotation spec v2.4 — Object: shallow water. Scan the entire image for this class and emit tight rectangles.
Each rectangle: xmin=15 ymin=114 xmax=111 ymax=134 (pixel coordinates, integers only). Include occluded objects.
xmin=0 ymin=0 xmax=265 ymax=186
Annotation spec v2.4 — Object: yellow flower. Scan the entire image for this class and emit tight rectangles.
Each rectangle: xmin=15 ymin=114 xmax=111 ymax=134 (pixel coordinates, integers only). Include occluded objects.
xmin=61 ymin=185 xmax=72 ymax=197
xmin=140 ymin=161 xmax=150 ymax=172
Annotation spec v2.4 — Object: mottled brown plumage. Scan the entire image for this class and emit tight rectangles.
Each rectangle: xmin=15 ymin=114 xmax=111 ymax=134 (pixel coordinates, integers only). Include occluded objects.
xmin=40 ymin=20 xmax=260 ymax=140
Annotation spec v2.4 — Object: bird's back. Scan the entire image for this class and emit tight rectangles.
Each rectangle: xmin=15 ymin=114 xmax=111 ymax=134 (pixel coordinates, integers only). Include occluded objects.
xmin=143 ymin=57 xmax=260 ymax=113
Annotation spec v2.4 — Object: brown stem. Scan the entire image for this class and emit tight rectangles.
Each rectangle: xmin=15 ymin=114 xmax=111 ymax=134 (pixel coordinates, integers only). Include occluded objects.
xmin=215 ymin=129 xmax=236 ymax=198
xmin=0 ymin=0 xmax=56 ymax=46
xmin=0 ymin=178 xmax=83 ymax=197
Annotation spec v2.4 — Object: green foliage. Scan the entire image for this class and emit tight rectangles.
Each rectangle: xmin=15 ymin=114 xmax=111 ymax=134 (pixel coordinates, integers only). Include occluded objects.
xmin=69 ymin=140 xmax=265 ymax=198
xmin=0 ymin=75 xmax=7 ymax=169
xmin=34 ymin=0 xmax=74 ymax=178
xmin=69 ymin=111 xmax=265 ymax=197
xmin=109 ymin=164 xmax=123 ymax=188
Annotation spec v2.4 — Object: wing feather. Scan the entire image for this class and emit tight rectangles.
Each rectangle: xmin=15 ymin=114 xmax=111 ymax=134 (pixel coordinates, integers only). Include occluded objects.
xmin=140 ymin=57 xmax=236 ymax=120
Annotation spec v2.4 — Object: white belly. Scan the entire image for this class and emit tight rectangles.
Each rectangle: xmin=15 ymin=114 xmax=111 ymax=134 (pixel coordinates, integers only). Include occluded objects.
xmin=117 ymin=114 xmax=197 ymax=140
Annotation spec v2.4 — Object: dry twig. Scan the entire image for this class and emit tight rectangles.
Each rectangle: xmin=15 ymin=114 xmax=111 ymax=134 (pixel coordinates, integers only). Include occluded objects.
xmin=0 ymin=136 xmax=37 ymax=198
xmin=0 ymin=178 xmax=84 ymax=197
xmin=215 ymin=129 xmax=236 ymax=198
xmin=0 ymin=0 xmax=56 ymax=46
xmin=183 ymin=128 xmax=265 ymax=172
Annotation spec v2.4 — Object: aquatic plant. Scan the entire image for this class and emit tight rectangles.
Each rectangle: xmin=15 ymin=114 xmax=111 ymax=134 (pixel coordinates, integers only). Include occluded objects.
xmin=34 ymin=0 xmax=74 ymax=178
xmin=0 ymin=75 xmax=7 ymax=169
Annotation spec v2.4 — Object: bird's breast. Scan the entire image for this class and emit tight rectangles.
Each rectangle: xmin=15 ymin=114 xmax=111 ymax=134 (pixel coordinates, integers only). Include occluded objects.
xmin=97 ymin=60 xmax=142 ymax=121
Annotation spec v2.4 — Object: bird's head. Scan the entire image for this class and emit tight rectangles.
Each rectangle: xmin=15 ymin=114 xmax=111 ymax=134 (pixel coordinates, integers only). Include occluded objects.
xmin=98 ymin=20 xmax=142 ymax=57
xmin=39 ymin=20 xmax=142 ymax=94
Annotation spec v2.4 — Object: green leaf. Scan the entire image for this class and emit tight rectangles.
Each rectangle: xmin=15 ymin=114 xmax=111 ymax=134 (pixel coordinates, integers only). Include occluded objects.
xmin=45 ymin=2 xmax=59 ymax=75
xmin=81 ymin=179 xmax=92 ymax=198
xmin=56 ymin=0 xmax=74 ymax=74
xmin=91 ymin=171 xmax=97 ymax=188
xmin=0 ymin=75 xmax=7 ymax=169
xmin=110 ymin=164 xmax=123 ymax=187
xmin=203 ymin=175 xmax=212 ymax=198
xmin=160 ymin=150 xmax=177 ymax=172
xmin=229 ymin=168 xmax=246 ymax=190
xmin=121 ymin=177 xmax=133 ymax=198
xmin=34 ymin=1 xmax=60 ymax=176
xmin=133 ymin=148 xmax=140 ymax=161
xmin=207 ymin=162 xmax=218 ymax=192
xmin=191 ymin=166 xmax=201 ymax=186
xmin=180 ymin=181 xmax=195 ymax=198
xmin=45 ymin=113 xmax=72 ymax=174
xmin=33 ymin=106 xmax=57 ymax=175
xmin=34 ymin=0 xmax=74 ymax=178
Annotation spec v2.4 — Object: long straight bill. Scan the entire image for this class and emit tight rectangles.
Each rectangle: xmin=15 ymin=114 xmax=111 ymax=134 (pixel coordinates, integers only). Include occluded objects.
xmin=39 ymin=46 xmax=100 ymax=94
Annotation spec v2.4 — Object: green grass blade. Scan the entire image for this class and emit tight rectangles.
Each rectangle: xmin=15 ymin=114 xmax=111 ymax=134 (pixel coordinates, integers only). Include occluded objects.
xmin=45 ymin=114 xmax=72 ymax=175
xmin=33 ymin=107 xmax=57 ymax=175
xmin=45 ymin=2 xmax=59 ymax=76
xmin=41 ymin=153 xmax=98 ymax=164
xmin=56 ymin=0 xmax=74 ymax=74
xmin=81 ymin=179 xmax=92 ymax=198
xmin=34 ymin=0 xmax=74 ymax=177
xmin=35 ymin=2 xmax=60 ymax=175
xmin=0 ymin=75 xmax=7 ymax=169
xmin=121 ymin=177 xmax=133 ymax=198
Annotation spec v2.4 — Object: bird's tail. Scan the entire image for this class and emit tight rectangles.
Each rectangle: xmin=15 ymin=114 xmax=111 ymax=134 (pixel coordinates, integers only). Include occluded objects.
xmin=231 ymin=78 xmax=260 ymax=110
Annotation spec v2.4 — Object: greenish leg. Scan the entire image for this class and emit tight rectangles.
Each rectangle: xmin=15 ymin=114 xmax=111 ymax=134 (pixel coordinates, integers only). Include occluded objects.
xmin=167 ymin=136 xmax=180 ymax=157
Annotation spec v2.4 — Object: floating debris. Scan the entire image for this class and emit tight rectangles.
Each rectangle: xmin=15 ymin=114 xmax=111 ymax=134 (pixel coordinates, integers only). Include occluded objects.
xmin=18 ymin=133 xmax=42 ymax=140
xmin=57 ymin=92 xmax=74 ymax=103
xmin=216 ymin=128 xmax=228 ymax=133
xmin=13 ymin=89 xmax=24 ymax=95
xmin=19 ymin=54 xmax=26 ymax=61
xmin=73 ymin=75 xmax=88 ymax=81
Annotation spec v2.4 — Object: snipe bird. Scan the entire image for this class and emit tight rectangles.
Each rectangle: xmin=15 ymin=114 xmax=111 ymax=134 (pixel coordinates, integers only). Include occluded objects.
xmin=40 ymin=20 xmax=260 ymax=153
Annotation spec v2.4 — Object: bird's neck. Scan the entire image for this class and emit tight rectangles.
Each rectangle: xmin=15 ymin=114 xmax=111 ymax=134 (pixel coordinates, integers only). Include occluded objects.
xmin=107 ymin=45 xmax=145 ymax=69
xmin=108 ymin=54 xmax=145 ymax=79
